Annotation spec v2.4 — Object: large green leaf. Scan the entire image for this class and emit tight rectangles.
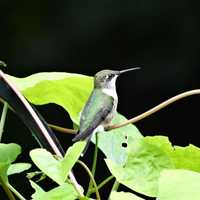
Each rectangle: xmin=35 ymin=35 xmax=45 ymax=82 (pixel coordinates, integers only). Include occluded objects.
xmin=110 ymin=191 xmax=144 ymax=200
xmin=30 ymin=181 xmax=77 ymax=200
xmin=105 ymin=138 xmax=174 ymax=197
xmin=157 ymin=169 xmax=200 ymax=200
xmin=7 ymin=72 xmax=93 ymax=124
xmin=0 ymin=143 xmax=21 ymax=183
xmin=30 ymin=141 xmax=86 ymax=185
xmin=106 ymin=136 xmax=200 ymax=197
xmin=92 ymin=114 xmax=142 ymax=165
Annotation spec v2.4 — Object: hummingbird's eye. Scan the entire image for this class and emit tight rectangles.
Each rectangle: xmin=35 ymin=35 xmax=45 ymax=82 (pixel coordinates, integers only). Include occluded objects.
xmin=105 ymin=75 xmax=109 ymax=79
xmin=109 ymin=74 xmax=114 ymax=79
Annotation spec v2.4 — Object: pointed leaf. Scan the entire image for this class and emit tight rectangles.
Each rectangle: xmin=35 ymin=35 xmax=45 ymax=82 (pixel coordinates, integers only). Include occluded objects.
xmin=30 ymin=142 xmax=85 ymax=185
xmin=30 ymin=148 xmax=64 ymax=185
xmin=157 ymin=169 xmax=200 ymax=200
xmin=61 ymin=141 xmax=86 ymax=180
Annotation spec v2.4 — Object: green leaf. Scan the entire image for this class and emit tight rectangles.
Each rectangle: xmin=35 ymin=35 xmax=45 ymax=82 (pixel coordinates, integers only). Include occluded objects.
xmin=0 ymin=143 xmax=21 ymax=182
xmin=171 ymin=145 xmax=200 ymax=172
xmin=30 ymin=181 xmax=77 ymax=200
xmin=92 ymin=114 xmax=143 ymax=165
xmin=105 ymin=138 xmax=174 ymax=197
xmin=30 ymin=141 xmax=86 ymax=185
xmin=145 ymin=136 xmax=200 ymax=172
xmin=157 ymin=169 xmax=200 ymax=200
xmin=7 ymin=163 xmax=31 ymax=176
xmin=62 ymin=141 xmax=86 ymax=179
xmin=110 ymin=191 xmax=144 ymax=200
xmin=7 ymin=72 xmax=93 ymax=124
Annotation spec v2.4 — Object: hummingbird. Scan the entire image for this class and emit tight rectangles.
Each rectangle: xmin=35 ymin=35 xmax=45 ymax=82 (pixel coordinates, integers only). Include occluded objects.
xmin=72 ymin=68 xmax=140 ymax=152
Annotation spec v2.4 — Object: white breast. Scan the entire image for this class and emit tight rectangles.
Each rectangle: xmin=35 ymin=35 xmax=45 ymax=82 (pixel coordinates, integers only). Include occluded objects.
xmin=102 ymin=88 xmax=118 ymax=100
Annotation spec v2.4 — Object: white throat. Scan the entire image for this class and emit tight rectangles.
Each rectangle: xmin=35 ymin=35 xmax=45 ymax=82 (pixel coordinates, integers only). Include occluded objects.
xmin=102 ymin=88 xmax=117 ymax=100
xmin=102 ymin=76 xmax=118 ymax=99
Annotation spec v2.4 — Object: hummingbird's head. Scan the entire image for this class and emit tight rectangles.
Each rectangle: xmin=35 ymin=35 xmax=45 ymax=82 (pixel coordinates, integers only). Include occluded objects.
xmin=94 ymin=67 xmax=140 ymax=89
xmin=94 ymin=70 xmax=120 ymax=89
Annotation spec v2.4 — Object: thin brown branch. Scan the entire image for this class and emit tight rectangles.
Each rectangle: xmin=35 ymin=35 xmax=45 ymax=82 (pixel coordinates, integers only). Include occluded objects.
xmin=48 ymin=123 xmax=77 ymax=134
xmin=106 ymin=89 xmax=200 ymax=130
xmin=49 ymin=89 xmax=200 ymax=134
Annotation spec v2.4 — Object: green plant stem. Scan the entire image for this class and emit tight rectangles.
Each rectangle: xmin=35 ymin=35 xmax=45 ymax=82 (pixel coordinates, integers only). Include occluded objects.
xmin=86 ymin=133 xmax=99 ymax=197
xmin=8 ymin=183 xmax=26 ymax=200
xmin=48 ymin=123 xmax=77 ymax=134
xmin=0 ymin=102 xmax=8 ymax=141
xmin=89 ymin=175 xmax=114 ymax=195
xmin=0 ymin=178 xmax=16 ymax=200
xmin=108 ymin=180 xmax=120 ymax=200
xmin=77 ymin=160 xmax=101 ymax=200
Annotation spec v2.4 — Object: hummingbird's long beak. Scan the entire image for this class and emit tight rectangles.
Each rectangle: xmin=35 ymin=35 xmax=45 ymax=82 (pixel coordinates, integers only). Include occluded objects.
xmin=120 ymin=67 xmax=141 ymax=74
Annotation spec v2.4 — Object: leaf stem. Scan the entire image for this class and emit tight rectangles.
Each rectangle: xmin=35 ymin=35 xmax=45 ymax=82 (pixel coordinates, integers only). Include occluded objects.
xmin=77 ymin=160 xmax=101 ymax=200
xmin=108 ymin=180 xmax=120 ymax=200
xmin=86 ymin=133 xmax=99 ymax=197
xmin=89 ymin=175 xmax=114 ymax=195
xmin=68 ymin=171 xmax=84 ymax=197
xmin=0 ymin=178 xmax=16 ymax=200
xmin=48 ymin=123 xmax=77 ymax=134
xmin=7 ymin=183 xmax=26 ymax=200
xmin=0 ymin=102 xmax=8 ymax=141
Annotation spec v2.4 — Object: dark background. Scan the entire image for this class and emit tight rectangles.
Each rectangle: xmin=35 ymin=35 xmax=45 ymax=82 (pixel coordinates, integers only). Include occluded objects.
xmin=0 ymin=0 xmax=200 ymax=199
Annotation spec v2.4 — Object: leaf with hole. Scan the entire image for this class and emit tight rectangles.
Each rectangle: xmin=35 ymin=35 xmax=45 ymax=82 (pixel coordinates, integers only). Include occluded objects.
xmin=105 ymin=137 xmax=174 ymax=197
xmin=92 ymin=113 xmax=143 ymax=165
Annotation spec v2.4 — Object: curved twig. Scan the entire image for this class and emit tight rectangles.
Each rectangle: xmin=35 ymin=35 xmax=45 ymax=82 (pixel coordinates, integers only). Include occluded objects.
xmin=49 ymin=89 xmax=200 ymax=133
xmin=106 ymin=89 xmax=200 ymax=130
xmin=77 ymin=160 xmax=101 ymax=200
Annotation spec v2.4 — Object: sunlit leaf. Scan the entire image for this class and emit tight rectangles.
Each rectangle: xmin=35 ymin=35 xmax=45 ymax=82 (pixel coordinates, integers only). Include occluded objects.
xmin=145 ymin=136 xmax=200 ymax=172
xmin=7 ymin=72 xmax=93 ymax=124
xmin=157 ymin=169 xmax=200 ymax=200
xmin=92 ymin=114 xmax=143 ymax=165
xmin=105 ymin=138 xmax=174 ymax=197
xmin=7 ymin=163 xmax=31 ymax=176
xmin=30 ymin=181 xmax=77 ymax=200
xmin=61 ymin=141 xmax=86 ymax=180
xmin=30 ymin=141 xmax=85 ymax=185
